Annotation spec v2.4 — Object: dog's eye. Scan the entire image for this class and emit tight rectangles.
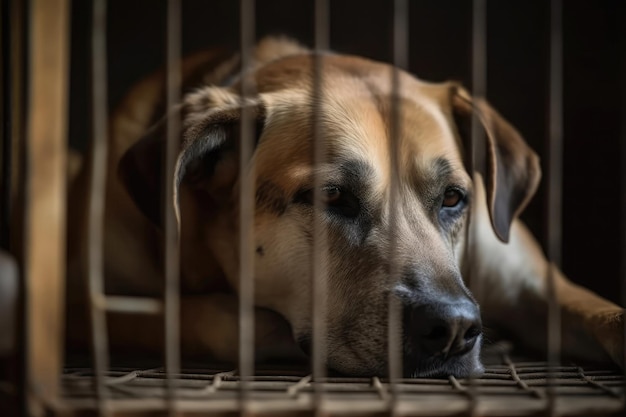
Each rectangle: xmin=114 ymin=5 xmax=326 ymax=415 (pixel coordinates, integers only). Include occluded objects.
xmin=325 ymin=187 xmax=360 ymax=218
xmin=322 ymin=186 xmax=341 ymax=204
xmin=293 ymin=186 xmax=360 ymax=218
xmin=442 ymin=188 xmax=463 ymax=208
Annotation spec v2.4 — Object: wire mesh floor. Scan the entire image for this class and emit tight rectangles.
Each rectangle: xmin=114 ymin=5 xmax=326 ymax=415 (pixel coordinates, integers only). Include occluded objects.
xmin=60 ymin=343 xmax=625 ymax=417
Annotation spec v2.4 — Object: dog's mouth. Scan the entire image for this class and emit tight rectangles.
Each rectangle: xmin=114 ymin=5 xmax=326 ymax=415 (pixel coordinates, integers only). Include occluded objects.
xmin=296 ymin=334 xmax=484 ymax=378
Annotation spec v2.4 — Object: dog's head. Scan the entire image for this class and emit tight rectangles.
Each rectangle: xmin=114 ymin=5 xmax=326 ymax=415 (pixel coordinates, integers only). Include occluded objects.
xmin=119 ymin=40 xmax=540 ymax=377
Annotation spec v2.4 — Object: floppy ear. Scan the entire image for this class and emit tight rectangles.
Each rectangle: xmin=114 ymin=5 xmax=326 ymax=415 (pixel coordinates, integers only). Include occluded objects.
xmin=451 ymin=86 xmax=541 ymax=243
xmin=118 ymin=89 xmax=265 ymax=227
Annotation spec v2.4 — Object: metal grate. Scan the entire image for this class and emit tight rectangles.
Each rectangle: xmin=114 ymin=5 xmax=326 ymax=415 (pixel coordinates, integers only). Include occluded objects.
xmin=60 ymin=344 xmax=624 ymax=416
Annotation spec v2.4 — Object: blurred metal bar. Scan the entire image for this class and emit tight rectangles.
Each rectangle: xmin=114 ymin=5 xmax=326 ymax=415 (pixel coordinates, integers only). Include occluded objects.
xmin=461 ymin=2 xmax=487 ymax=415
xmin=9 ymin=0 xmax=26 ymax=261
xmin=547 ymin=0 xmax=563 ymax=268
xmin=238 ymin=0 xmax=256 ymax=408
xmin=101 ymin=296 xmax=163 ymax=314
xmin=312 ymin=0 xmax=330 ymax=406
xmin=469 ymin=0 xmax=487 ymax=255
xmin=24 ymin=0 xmax=69 ymax=413
xmin=620 ymin=4 xmax=626 ymax=400
xmin=87 ymin=0 xmax=111 ymax=414
xmin=546 ymin=0 xmax=563 ymax=412
xmin=8 ymin=1 xmax=26 ymax=413
xmin=1 ymin=0 xmax=10 ymax=251
xmin=464 ymin=0 xmax=486 ymax=320
xmin=467 ymin=0 xmax=487 ymax=414
xmin=470 ymin=0 xmax=487 ymax=183
xmin=165 ymin=0 xmax=182 ymax=412
xmin=471 ymin=0 xmax=487 ymax=103
xmin=388 ymin=0 xmax=408 ymax=408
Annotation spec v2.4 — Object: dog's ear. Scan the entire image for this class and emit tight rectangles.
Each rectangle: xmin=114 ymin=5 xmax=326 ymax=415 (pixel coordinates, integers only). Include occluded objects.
xmin=118 ymin=88 xmax=265 ymax=227
xmin=451 ymin=86 xmax=541 ymax=243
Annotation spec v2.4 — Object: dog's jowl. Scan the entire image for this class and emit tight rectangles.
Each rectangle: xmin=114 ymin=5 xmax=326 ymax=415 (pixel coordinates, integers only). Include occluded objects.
xmin=67 ymin=37 xmax=624 ymax=378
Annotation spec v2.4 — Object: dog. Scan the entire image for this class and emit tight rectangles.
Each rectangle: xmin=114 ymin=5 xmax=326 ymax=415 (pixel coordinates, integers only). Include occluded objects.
xmin=67 ymin=37 xmax=624 ymax=378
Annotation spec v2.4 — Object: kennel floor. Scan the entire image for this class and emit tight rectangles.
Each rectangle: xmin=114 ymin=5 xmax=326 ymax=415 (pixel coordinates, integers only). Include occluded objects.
xmin=59 ymin=342 xmax=625 ymax=417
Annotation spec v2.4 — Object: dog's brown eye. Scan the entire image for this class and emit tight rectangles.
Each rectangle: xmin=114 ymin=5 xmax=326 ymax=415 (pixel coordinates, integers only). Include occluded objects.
xmin=323 ymin=186 xmax=341 ymax=204
xmin=294 ymin=185 xmax=360 ymax=218
xmin=324 ymin=185 xmax=360 ymax=218
xmin=293 ymin=186 xmax=341 ymax=205
xmin=442 ymin=189 xmax=463 ymax=208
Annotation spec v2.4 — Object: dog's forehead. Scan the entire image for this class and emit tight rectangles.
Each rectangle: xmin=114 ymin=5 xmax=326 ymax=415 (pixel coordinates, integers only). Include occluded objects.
xmin=253 ymin=54 xmax=467 ymax=191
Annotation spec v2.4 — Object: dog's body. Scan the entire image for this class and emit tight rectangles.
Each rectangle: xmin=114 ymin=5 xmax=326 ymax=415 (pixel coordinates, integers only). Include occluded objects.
xmin=67 ymin=37 xmax=623 ymax=377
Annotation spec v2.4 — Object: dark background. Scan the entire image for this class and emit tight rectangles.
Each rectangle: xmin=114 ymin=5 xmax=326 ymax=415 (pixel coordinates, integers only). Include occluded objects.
xmin=69 ymin=0 xmax=625 ymax=304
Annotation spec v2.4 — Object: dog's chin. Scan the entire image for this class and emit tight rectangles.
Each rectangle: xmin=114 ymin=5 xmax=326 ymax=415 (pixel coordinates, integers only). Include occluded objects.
xmin=297 ymin=334 xmax=484 ymax=379
xmin=325 ymin=353 xmax=484 ymax=379
xmin=405 ymin=356 xmax=485 ymax=379
xmin=322 ymin=349 xmax=484 ymax=379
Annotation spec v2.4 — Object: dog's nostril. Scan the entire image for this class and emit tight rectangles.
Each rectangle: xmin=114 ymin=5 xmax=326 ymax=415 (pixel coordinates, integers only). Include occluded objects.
xmin=464 ymin=325 xmax=482 ymax=341
xmin=424 ymin=324 xmax=448 ymax=341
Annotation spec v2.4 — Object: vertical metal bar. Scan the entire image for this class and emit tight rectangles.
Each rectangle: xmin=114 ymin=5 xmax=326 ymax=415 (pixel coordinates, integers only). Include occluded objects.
xmin=24 ymin=0 xmax=69 ymax=413
xmin=312 ymin=0 xmax=329 ymax=412
xmin=546 ymin=0 xmax=563 ymax=412
xmin=165 ymin=0 xmax=182 ymax=412
xmin=9 ymin=1 xmax=26 ymax=413
xmin=0 ymin=0 xmax=10 ymax=251
xmin=467 ymin=0 xmax=487 ymax=415
xmin=388 ymin=0 xmax=408 ymax=409
xmin=10 ymin=0 xmax=26 ymax=260
xmin=618 ymin=4 xmax=626 ymax=402
xmin=471 ymin=0 xmax=487 ymax=176
xmin=547 ymin=0 xmax=563 ymax=268
xmin=88 ymin=0 xmax=110 ymax=414
xmin=239 ymin=0 xmax=256 ymax=409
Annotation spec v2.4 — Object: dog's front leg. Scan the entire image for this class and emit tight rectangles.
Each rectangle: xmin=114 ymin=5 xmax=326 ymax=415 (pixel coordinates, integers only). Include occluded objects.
xmin=180 ymin=293 xmax=306 ymax=363
xmin=102 ymin=293 xmax=305 ymax=363
xmin=468 ymin=176 xmax=623 ymax=366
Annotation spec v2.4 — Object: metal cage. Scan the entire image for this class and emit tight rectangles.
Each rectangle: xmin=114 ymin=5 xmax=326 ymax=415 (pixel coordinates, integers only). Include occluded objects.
xmin=1 ymin=0 xmax=626 ymax=416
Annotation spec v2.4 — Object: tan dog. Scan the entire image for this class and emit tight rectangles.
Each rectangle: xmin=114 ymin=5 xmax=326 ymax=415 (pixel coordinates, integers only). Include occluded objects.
xmin=67 ymin=37 xmax=623 ymax=377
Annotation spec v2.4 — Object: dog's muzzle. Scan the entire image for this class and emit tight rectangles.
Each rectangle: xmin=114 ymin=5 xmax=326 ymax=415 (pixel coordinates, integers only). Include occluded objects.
xmin=402 ymin=294 xmax=483 ymax=378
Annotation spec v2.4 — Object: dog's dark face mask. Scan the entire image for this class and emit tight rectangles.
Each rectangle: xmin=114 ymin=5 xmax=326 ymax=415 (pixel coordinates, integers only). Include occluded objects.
xmin=119 ymin=54 xmax=540 ymax=378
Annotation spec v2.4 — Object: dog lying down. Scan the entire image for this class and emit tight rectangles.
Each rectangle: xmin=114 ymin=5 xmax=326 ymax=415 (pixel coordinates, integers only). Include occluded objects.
xmin=67 ymin=37 xmax=623 ymax=378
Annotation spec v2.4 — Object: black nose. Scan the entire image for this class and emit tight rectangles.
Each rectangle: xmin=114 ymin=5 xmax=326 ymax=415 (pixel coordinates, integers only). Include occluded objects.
xmin=405 ymin=299 xmax=482 ymax=359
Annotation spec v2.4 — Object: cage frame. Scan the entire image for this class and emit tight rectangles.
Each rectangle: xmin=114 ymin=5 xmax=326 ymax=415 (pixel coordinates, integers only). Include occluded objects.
xmin=3 ymin=0 xmax=625 ymax=416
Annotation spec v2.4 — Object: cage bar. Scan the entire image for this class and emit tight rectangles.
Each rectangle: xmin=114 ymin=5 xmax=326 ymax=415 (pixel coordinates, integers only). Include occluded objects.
xmin=471 ymin=0 xmax=487 ymax=175
xmin=547 ymin=0 xmax=564 ymax=271
xmin=1 ymin=1 xmax=10 ymax=251
xmin=7 ymin=2 xmax=27 ymax=412
xmin=387 ymin=0 xmax=408 ymax=410
xmin=467 ymin=0 xmax=487 ymax=414
xmin=87 ymin=0 xmax=111 ymax=413
xmin=469 ymin=0 xmax=487 ymax=202
xmin=621 ymin=6 xmax=626 ymax=401
xmin=24 ymin=0 xmax=70 ymax=414
xmin=8 ymin=0 xmax=26 ymax=261
xmin=546 ymin=0 xmax=563 ymax=412
xmin=238 ymin=0 xmax=256 ymax=408
xmin=164 ymin=0 xmax=182 ymax=411
xmin=101 ymin=296 xmax=163 ymax=314
xmin=12 ymin=2 xmax=626 ymax=416
xmin=311 ymin=0 xmax=330 ymax=408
